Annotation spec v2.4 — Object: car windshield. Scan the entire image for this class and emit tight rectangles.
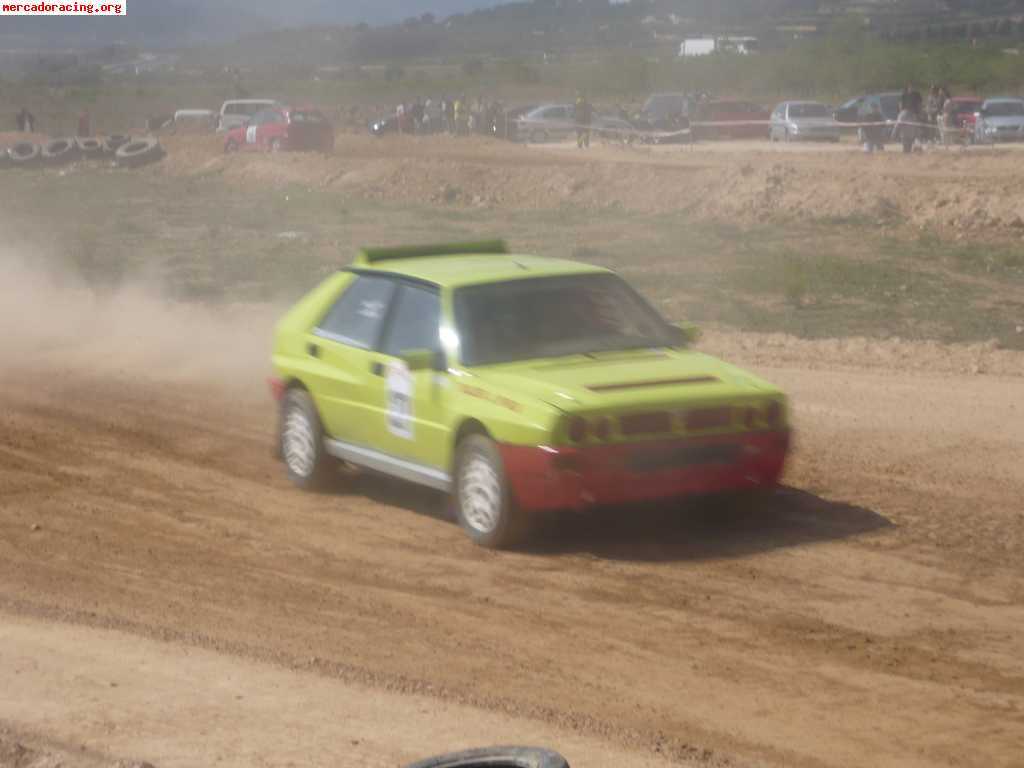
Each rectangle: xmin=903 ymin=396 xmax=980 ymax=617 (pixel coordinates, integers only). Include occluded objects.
xmin=880 ymin=95 xmax=901 ymax=119
xmin=986 ymin=101 xmax=1024 ymax=116
xmin=454 ymin=273 xmax=674 ymax=366
xmin=952 ymin=101 xmax=982 ymax=113
xmin=790 ymin=103 xmax=829 ymax=118
xmin=291 ymin=110 xmax=325 ymax=123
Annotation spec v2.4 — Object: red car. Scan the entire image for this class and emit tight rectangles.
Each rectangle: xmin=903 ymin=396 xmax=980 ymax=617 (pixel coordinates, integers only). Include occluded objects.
xmin=692 ymin=100 xmax=770 ymax=140
xmin=943 ymin=96 xmax=983 ymax=131
xmin=224 ymin=105 xmax=334 ymax=154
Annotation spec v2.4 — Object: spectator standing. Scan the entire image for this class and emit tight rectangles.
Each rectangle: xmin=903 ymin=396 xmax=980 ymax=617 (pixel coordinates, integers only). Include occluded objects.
xmin=77 ymin=109 xmax=91 ymax=138
xmin=861 ymin=103 xmax=886 ymax=152
xmin=575 ymin=92 xmax=593 ymax=149
xmin=893 ymin=108 xmax=921 ymax=154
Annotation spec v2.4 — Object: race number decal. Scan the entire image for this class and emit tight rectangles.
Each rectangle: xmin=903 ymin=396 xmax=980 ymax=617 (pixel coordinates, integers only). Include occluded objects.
xmin=245 ymin=125 xmax=257 ymax=144
xmin=386 ymin=360 xmax=414 ymax=439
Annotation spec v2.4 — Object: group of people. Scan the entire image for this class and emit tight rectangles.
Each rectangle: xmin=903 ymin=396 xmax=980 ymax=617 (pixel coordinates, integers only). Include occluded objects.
xmin=866 ymin=83 xmax=956 ymax=154
xmin=393 ymin=96 xmax=509 ymax=137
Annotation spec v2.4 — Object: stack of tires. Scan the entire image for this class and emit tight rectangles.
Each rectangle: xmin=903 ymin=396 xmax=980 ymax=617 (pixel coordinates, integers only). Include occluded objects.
xmin=2 ymin=134 xmax=165 ymax=169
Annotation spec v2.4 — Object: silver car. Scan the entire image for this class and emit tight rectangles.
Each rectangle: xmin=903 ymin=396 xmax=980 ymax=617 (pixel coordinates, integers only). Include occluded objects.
xmin=517 ymin=104 xmax=576 ymax=143
xmin=770 ymin=101 xmax=841 ymax=143
xmin=974 ymin=97 xmax=1024 ymax=144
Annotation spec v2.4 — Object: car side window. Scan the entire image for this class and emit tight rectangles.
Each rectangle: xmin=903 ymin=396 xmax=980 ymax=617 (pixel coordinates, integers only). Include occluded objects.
xmin=316 ymin=275 xmax=396 ymax=350
xmin=380 ymin=284 xmax=442 ymax=357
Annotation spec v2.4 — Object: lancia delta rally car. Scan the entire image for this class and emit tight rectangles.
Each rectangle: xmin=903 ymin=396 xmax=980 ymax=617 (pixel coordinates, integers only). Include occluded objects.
xmin=270 ymin=242 xmax=790 ymax=548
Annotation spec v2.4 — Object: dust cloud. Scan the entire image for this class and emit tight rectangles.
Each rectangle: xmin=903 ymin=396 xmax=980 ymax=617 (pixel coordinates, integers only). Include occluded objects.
xmin=0 ymin=244 xmax=281 ymax=390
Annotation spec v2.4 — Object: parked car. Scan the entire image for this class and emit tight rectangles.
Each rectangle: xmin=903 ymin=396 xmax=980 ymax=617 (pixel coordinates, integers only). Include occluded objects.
xmin=593 ymin=114 xmax=637 ymax=143
xmin=638 ymin=92 xmax=690 ymax=128
xmin=269 ymin=240 xmax=791 ymax=549
xmin=769 ymin=101 xmax=840 ymax=143
xmin=517 ymin=104 xmax=575 ymax=143
xmin=224 ymin=106 xmax=334 ymax=153
xmin=974 ymin=97 xmax=1024 ymax=144
xmin=692 ymin=100 xmax=770 ymax=140
xmin=495 ymin=104 xmax=537 ymax=141
xmin=217 ymin=99 xmax=281 ymax=133
xmin=941 ymin=96 xmax=983 ymax=143
xmin=172 ymin=109 xmax=217 ymax=133
xmin=834 ymin=92 xmax=901 ymax=124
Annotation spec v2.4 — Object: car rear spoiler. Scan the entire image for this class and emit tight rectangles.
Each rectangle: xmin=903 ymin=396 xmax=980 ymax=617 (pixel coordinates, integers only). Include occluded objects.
xmin=355 ymin=240 xmax=509 ymax=265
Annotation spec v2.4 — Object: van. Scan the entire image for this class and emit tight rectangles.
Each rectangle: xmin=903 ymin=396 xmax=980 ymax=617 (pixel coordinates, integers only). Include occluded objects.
xmin=217 ymin=99 xmax=281 ymax=133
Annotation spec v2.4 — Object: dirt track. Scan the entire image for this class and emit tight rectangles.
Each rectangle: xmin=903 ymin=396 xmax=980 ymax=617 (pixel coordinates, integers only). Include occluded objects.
xmin=1 ymin=269 xmax=1022 ymax=767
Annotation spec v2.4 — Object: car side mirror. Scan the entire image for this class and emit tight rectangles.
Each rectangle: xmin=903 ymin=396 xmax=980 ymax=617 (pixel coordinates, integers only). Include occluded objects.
xmin=400 ymin=348 xmax=445 ymax=372
xmin=668 ymin=322 xmax=701 ymax=346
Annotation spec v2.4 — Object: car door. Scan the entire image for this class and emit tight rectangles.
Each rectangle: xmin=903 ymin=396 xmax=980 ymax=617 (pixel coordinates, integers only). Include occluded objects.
xmin=259 ymin=110 xmax=288 ymax=150
xmin=307 ymin=273 xmax=397 ymax=448
xmin=771 ymin=105 xmax=785 ymax=139
xmin=244 ymin=109 xmax=267 ymax=149
xmin=374 ymin=282 xmax=450 ymax=472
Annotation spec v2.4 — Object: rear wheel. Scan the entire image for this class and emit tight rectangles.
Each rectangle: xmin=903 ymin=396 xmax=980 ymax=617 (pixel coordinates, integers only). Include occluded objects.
xmin=280 ymin=388 xmax=335 ymax=491
xmin=225 ymin=139 xmax=239 ymax=153
xmin=269 ymin=138 xmax=282 ymax=153
xmin=453 ymin=434 xmax=526 ymax=549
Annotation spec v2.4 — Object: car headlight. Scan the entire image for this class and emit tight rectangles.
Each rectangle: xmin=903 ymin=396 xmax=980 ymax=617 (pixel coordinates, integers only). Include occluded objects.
xmin=789 ymin=123 xmax=799 ymax=133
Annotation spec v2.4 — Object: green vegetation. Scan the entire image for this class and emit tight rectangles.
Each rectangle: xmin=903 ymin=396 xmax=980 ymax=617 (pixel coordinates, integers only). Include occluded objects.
xmin=2 ymin=168 xmax=1020 ymax=349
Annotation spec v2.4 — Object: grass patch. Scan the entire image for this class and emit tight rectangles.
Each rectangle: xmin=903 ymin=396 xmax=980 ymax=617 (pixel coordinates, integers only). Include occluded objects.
xmin=2 ymin=168 xmax=1022 ymax=349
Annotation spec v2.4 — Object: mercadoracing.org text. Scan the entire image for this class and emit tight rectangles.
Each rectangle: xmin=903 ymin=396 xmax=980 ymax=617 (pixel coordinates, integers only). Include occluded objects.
xmin=2 ymin=2 xmax=125 ymax=14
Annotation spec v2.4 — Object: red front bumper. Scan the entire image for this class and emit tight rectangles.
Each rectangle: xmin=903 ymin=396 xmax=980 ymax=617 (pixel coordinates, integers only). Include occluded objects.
xmin=499 ymin=431 xmax=790 ymax=512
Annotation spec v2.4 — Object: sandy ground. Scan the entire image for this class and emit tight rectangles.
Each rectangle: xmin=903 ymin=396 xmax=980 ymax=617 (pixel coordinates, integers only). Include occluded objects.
xmin=153 ymin=133 xmax=1024 ymax=239
xmin=1 ymin=257 xmax=1022 ymax=767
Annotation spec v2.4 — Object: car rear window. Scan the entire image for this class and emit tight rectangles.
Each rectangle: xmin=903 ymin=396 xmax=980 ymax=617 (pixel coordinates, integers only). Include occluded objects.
xmin=789 ymin=103 xmax=829 ymax=118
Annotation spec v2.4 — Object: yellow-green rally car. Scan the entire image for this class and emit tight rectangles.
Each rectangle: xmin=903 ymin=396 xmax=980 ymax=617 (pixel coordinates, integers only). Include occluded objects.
xmin=269 ymin=241 xmax=790 ymax=548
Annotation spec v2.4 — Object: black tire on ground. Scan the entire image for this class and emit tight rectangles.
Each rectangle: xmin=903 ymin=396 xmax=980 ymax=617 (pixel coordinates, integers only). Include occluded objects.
xmin=114 ymin=137 xmax=165 ymax=168
xmin=104 ymin=134 xmax=132 ymax=153
xmin=75 ymin=137 xmax=105 ymax=157
xmin=279 ymin=388 xmax=336 ymax=491
xmin=404 ymin=746 xmax=569 ymax=768
xmin=453 ymin=433 xmax=527 ymax=549
xmin=41 ymin=138 xmax=79 ymax=166
xmin=8 ymin=141 xmax=41 ymax=166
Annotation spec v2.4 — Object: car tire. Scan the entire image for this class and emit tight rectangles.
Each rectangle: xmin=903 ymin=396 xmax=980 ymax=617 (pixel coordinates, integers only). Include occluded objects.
xmin=404 ymin=746 xmax=569 ymax=768
xmin=41 ymin=137 xmax=79 ymax=166
xmin=8 ymin=141 xmax=40 ymax=166
xmin=783 ymin=129 xmax=791 ymax=143
xmin=225 ymin=139 xmax=239 ymax=153
xmin=280 ymin=388 xmax=336 ymax=491
xmin=453 ymin=434 xmax=526 ymax=549
xmin=269 ymin=138 xmax=282 ymax=153
xmin=115 ymin=137 xmax=165 ymax=168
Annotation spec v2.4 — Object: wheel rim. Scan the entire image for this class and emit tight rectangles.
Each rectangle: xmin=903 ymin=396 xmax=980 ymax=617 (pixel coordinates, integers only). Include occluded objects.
xmin=460 ymin=452 xmax=502 ymax=534
xmin=270 ymin=139 xmax=281 ymax=152
xmin=283 ymin=406 xmax=316 ymax=478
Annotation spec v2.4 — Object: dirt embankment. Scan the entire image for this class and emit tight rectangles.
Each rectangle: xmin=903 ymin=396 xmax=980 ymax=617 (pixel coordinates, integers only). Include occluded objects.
xmin=152 ymin=133 xmax=1024 ymax=239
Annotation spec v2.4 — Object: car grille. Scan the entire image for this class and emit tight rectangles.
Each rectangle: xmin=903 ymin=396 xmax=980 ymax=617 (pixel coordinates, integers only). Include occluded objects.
xmin=619 ymin=411 xmax=672 ymax=436
xmin=685 ymin=406 xmax=734 ymax=431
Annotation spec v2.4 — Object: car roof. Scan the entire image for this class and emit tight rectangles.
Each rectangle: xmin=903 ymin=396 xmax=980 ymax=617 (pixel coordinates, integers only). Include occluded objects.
xmin=983 ymin=97 xmax=1024 ymax=104
xmin=354 ymin=252 xmax=609 ymax=288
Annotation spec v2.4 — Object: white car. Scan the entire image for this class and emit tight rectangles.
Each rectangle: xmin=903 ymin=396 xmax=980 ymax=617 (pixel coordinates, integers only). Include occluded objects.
xmin=973 ymin=97 xmax=1024 ymax=144
xmin=217 ymin=99 xmax=281 ymax=133
xmin=770 ymin=101 xmax=841 ymax=143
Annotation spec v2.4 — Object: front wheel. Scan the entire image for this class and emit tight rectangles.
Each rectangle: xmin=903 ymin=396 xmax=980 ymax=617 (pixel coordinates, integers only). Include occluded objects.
xmin=453 ymin=434 xmax=526 ymax=549
xmin=280 ymin=388 xmax=335 ymax=491
xmin=224 ymin=139 xmax=239 ymax=154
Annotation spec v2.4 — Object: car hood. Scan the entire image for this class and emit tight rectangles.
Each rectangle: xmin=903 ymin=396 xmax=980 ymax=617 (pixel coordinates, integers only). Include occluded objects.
xmin=469 ymin=349 xmax=780 ymax=412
